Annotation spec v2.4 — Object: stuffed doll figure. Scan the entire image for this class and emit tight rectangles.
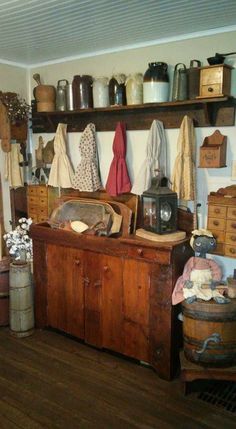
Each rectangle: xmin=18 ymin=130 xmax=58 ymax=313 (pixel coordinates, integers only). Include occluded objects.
xmin=172 ymin=228 xmax=229 ymax=305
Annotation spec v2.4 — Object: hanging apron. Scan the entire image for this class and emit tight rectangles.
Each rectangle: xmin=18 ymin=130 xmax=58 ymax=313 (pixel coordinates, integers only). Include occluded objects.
xmin=131 ymin=120 xmax=167 ymax=195
xmin=105 ymin=122 xmax=131 ymax=196
xmin=72 ymin=123 xmax=101 ymax=192
xmin=48 ymin=123 xmax=74 ymax=188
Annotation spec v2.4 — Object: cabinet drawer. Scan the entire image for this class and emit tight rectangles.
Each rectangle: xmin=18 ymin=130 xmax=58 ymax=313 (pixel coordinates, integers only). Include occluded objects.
xmin=211 ymin=230 xmax=225 ymax=243
xmin=225 ymin=232 xmax=236 ymax=245
xmin=200 ymin=83 xmax=222 ymax=97
xmin=28 ymin=196 xmax=48 ymax=207
xmin=208 ymin=205 xmax=227 ymax=218
xmin=28 ymin=196 xmax=38 ymax=206
xmin=212 ymin=242 xmax=225 ymax=255
xmin=27 ymin=185 xmax=47 ymax=197
xmin=38 ymin=197 xmax=48 ymax=207
xmin=208 ymin=217 xmax=225 ymax=231
xmin=38 ymin=215 xmax=48 ymax=222
xmin=37 ymin=186 xmax=48 ymax=197
xmin=27 ymin=186 xmax=38 ymax=196
xmin=227 ymin=207 xmax=236 ymax=220
xmin=28 ymin=205 xmax=38 ymax=215
xmin=127 ymin=247 xmax=157 ymax=262
xmin=201 ymin=67 xmax=222 ymax=85
xmin=225 ymin=244 xmax=236 ymax=258
xmin=127 ymin=247 xmax=170 ymax=264
xmin=226 ymin=219 xmax=236 ymax=233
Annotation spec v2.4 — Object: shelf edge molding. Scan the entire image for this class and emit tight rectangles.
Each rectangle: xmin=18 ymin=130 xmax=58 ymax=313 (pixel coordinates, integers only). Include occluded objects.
xmin=31 ymin=97 xmax=236 ymax=133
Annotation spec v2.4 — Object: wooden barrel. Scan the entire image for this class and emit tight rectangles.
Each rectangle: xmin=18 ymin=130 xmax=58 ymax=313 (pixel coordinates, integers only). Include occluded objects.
xmin=182 ymin=299 xmax=236 ymax=367
xmin=9 ymin=261 xmax=34 ymax=337
xmin=0 ymin=257 xmax=10 ymax=326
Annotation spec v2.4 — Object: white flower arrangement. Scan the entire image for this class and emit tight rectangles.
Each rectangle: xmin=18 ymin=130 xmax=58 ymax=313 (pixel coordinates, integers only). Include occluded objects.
xmin=3 ymin=217 xmax=33 ymax=261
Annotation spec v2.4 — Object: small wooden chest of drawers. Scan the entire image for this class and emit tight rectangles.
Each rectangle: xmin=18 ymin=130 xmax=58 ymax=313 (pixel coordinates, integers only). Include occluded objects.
xmin=27 ymin=185 xmax=59 ymax=223
xmin=197 ymin=64 xmax=232 ymax=98
xmin=207 ymin=194 xmax=236 ymax=258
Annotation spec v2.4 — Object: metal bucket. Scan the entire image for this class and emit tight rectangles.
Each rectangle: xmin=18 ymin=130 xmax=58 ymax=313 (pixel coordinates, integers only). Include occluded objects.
xmin=9 ymin=261 xmax=34 ymax=337
xmin=182 ymin=299 xmax=236 ymax=367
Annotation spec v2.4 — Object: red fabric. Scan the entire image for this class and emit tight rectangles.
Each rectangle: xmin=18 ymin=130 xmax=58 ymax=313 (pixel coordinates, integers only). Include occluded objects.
xmin=105 ymin=122 xmax=131 ymax=196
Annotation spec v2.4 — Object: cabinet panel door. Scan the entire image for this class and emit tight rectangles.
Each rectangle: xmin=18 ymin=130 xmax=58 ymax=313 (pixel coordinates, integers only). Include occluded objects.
xmin=102 ymin=254 xmax=123 ymax=353
xmin=47 ymin=243 xmax=84 ymax=338
xmin=123 ymin=259 xmax=150 ymax=362
xmin=83 ymin=251 xmax=103 ymax=348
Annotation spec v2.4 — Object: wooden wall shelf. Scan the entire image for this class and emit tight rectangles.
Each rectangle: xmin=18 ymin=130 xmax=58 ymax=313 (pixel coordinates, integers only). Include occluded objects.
xmin=31 ymin=97 xmax=236 ymax=133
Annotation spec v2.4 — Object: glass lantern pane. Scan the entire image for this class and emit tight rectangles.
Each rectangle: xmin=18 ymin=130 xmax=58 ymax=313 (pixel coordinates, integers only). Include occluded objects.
xmin=143 ymin=197 xmax=157 ymax=228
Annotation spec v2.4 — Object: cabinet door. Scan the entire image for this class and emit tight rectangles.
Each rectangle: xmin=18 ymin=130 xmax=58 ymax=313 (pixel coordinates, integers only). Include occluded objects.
xmin=46 ymin=243 xmax=84 ymax=338
xmin=123 ymin=258 xmax=150 ymax=362
xmin=101 ymin=254 xmax=123 ymax=353
xmin=83 ymin=250 xmax=103 ymax=348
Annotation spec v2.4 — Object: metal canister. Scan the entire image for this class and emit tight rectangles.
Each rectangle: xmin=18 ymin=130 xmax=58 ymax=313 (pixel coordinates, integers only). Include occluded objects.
xmin=187 ymin=60 xmax=201 ymax=99
xmin=66 ymin=82 xmax=74 ymax=111
xmin=56 ymin=79 xmax=68 ymax=111
xmin=171 ymin=63 xmax=187 ymax=101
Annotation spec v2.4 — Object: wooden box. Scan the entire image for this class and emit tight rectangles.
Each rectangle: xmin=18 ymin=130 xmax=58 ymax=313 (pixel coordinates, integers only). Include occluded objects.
xmin=197 ymin=64 xmax=232 ymax=98
xmin=199 ymin=130 xmax=227 ymax=168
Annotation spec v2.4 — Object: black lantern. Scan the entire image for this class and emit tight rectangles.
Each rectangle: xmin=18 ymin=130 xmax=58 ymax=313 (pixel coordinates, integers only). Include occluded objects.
xmin=141 ymin=177 xmax=178 ymax=234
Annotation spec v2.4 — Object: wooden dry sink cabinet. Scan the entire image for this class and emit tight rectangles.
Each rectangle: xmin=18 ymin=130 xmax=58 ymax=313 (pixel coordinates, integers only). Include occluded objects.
xmin=31 ymin=223 xmax=193 ymax=380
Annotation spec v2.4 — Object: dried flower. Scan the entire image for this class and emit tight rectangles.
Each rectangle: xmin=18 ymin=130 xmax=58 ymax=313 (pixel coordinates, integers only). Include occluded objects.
xmin=0 ymin=91 xmax=31 ymax=123
xmin=3 ymin=218 xmax=33 ymax=261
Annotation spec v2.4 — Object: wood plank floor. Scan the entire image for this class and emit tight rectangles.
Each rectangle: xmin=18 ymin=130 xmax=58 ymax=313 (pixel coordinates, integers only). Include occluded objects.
xmin=0 ymin=327 xmax=235 ymax=429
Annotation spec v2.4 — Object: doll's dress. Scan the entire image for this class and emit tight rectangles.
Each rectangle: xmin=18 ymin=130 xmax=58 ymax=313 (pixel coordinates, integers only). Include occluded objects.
xmin=172 ymin=256 xmax=224 ymax=305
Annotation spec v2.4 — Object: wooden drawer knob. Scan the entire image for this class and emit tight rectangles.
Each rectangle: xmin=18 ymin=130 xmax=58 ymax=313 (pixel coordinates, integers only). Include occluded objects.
xmin=214 ymin=208 xmax=220 ymax=214
xmin=232 ymin=210 xmax=236 ymax=216
xmin=231 ymin=223 xmax=236 ymax=229
xmin=208 ymin=87 xmax=214 ymax=92
xmin=213 ymin=220 xmax=219 ymax=226
xmin=230 ymin=248 xmax=236 ymax=254
xmin=230 ymin=236 xmax=236 ymax=242
xmin=75 ymin=259 xmax=80 ymax=265
xmin=137 ymin=248 xmax=143 ymax=256
xmin=103 ymin=265 xmax=109 ymax=272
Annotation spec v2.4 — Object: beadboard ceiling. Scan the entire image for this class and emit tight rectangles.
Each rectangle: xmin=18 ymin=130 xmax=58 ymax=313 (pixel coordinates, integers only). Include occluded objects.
xmin=0 ymin=0 xmax=236 ymax=67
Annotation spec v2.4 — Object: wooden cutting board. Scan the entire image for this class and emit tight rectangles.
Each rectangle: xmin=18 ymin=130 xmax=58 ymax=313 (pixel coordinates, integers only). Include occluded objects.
xmin=135 ymin=228 xmax=186 ymax=242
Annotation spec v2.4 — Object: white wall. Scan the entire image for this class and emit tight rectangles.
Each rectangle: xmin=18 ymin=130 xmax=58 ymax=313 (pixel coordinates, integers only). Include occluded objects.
xmin=0 ymin=63 xmax=28 ymax=231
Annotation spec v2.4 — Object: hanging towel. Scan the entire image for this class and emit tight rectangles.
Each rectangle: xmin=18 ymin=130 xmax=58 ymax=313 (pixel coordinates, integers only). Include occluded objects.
xmin=5 ymin=143 xmax=24 ymax=187
xmin=105 ymin=122 xmax=131 ymax=196
xmin=131 ymin=120 xmax=167 ymax=195
xmin=48 ymin=123 xmax=74 ymax=188
xmin=171 ymin=115 xmax=196 ymax=201
xmin=72 ymin=123 xmax=101 ymax=192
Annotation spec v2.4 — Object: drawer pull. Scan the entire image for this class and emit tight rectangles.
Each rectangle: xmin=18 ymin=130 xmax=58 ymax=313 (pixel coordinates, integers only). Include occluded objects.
xmin=137 ymin=248 xmax=143 ymax=256
xmin=230 ymin=236 xmax=236 ymax=242
xmin=208 ymin=87 xmax=214 ymax=92
xmin=230 ymin=248 xmax=236 ymax=254
xmin=231 ymin=223 xmax=236 ymax=229
xmin=103 ymin=265 xmax=109 ymax=272
xmin=232 ymin=210 xmax=236 ymax=216
xmin=75 ymin=259 xmax=80 ymax=265
xmin=214 ymin=208 xmax=220 ymax=214
xmin=213 ymin=220 xmax=219 ymax=226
